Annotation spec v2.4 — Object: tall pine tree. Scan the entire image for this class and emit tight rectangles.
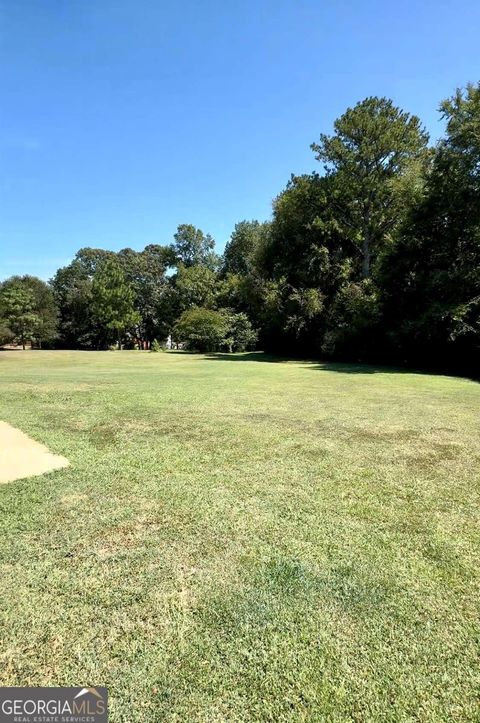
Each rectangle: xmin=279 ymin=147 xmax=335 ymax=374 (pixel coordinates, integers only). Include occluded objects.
xmin=91 ymin=259 xmax=140 ymax=348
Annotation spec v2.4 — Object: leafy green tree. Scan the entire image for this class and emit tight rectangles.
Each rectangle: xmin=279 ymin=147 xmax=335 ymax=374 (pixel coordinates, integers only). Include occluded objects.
xmin=311 ymin=97 xmax=429 ymax=278
xmin=52 ymin=248 xmax=116 ymax=348
xmin=0 ymin=320 xmax=14 ymax=346
xmin=21 ymin=276 xmax=58 ymax=347
xmin=265 ymin=174 xmax=353 ymax=289
xmin=155 ymin=263 xmax=221 ymax=341
xmin=174 ymin=264 xmax=218 ymax=310
xmin=52 ymin=263 xmax=94 ymax=348
xmin=174 ymin=307 xmax=228 ymax=352
xmin=217 ymin=222 xmax=274 ymax=347
xmin=254 ymin=102 xmax=428 ymax=357
xmin=223 ymin=221 xmax=268 ymax=276
xmin=380 ymin=83 xmax=480 ymax=371
xmin=254 ymin=174 xmax=349 ymax=353
xmin=0 ymin=276 xmax=57 ymax=349
xmin=222 ymin=311 xmax=258 ymax=352
xmin=91 ymin=259 xmax=140 ymax=348
xmin=0 ymin=281 xmax=39 ymax=349
xmin=171 ymin=224 xmax=219 ymax=269
xmin=71 ymin=247 xmax=115 ymax=275
xmin=323 ymin=279 xmax=381 ymax=358
xmin=117 ymin=244 xmax=174 ymax=347
xmin=10 ymin=84 xmax=479 ymax=375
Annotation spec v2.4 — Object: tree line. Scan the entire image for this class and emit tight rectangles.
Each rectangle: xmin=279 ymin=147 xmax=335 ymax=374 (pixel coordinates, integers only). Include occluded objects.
xmin=1 ymin=82 xmax=479 ymax=373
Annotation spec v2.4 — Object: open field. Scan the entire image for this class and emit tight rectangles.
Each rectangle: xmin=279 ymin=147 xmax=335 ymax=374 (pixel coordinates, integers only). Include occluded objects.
xmin=0 ymin=350 xmax=479 ymax=721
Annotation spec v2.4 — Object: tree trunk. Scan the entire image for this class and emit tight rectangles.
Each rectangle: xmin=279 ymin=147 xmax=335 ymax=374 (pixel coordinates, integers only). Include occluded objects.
xmin=362 ymin=231 xmax=371 ymax=279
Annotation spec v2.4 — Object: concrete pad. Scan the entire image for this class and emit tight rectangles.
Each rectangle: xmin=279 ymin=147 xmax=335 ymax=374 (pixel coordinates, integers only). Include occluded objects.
xmin=0 ymin=421 xmax=69 ymax=484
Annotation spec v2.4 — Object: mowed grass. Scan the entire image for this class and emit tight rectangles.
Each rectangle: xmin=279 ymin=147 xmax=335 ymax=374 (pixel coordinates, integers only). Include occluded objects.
xmin=0 ymin=351 xmax=479 ymax=722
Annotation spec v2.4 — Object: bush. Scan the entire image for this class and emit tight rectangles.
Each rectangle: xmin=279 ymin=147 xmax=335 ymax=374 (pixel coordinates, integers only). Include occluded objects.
xmin=174 ymin=307 xmax=228 ymax=352
xmin=223 ymin=311 xmax=258 ymax=352
xmin=150 ymin=339 xmax=162 ymax=352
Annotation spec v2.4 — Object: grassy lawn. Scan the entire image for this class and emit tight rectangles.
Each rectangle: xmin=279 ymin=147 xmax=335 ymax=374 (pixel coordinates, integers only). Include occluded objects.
xmin=0 ymin=350 xmax=479 ymax=721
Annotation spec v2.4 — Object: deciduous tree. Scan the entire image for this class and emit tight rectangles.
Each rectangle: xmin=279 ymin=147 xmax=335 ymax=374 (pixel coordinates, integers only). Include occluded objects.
xmin=0 ymin=281 xmax=39 ymax=349
xmin=380 ymin=83 xmax=480 ymax=371
xmin=171 ymin=224 xmax=219 ymax=269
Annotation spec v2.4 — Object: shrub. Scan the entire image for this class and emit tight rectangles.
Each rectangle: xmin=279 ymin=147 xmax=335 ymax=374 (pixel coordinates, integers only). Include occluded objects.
xmin=223 ymin=311 xmax=258 ymax=352
xmin=174 ymin=307 xmax=228 ymax=352
xmin=150 ymin=339 xmax=162 ymax=352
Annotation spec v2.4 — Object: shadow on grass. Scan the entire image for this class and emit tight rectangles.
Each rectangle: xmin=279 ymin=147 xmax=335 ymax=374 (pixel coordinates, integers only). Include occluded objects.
xmin=205 ymin=352 xmax=479 ymax=380
xmin=205 ymin=352 xmax=400 ymax=373
xmin=205 ymin=352 xmax=290 ymax=364
xmin=311 ymin=361 xmax=409 ymax=375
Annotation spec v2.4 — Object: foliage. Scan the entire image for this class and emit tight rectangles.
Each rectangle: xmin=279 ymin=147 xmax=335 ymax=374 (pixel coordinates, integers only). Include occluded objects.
xmin=10 ymin=83 xmax=480 ymax=373
xmin=257 ymin=174 xmax=348 ymax=353
xmin=311 ymin=97 xmax=429 ymax=278
xmin=174 ymin=307 xmax=228 ymax=352
xmin=174 ymin=264 xmax=219 ymax=311
xmin=0 ymin=276 xmax=57 ymax=348
xmin=0 ymin=320 xmax=14 ymax=346
xmin=379 ymin=83 xmax=480 ymax=372
xmin=222 ymin=220 xmax=269 ymax=276
xmin=323 ymin=279 xmax=381 ymax=358
xmin=91 ymin=258 xmax=140 ymax=347
xmin=0 ymin=284 xmax=38 ymax=349
xmin=117 ymin=244 xmax=174 ymax=347
xmin=222 ymin=310 xmax=258 ymax=352
xmin=171 ymin=224 xmax=219 ymax=270
xmin=52 ymin=250 xmax=105 ymax=348
xmin=150 ymin=339 xmax=162 ymax=352
xmin=22 ymin=275 xmax=58 ymax=346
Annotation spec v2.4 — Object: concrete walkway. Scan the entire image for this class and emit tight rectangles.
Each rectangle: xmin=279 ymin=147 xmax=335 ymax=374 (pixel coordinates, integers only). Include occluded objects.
xmin=0 ymin=421 xmax=69 ymax=484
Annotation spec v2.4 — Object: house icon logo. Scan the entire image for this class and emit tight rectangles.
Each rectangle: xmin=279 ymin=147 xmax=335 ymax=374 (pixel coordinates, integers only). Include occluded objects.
xmin=74 ymin=688 xmax=105 ymax=701
xmin=0 ymin=686 xmax=108 ymax=722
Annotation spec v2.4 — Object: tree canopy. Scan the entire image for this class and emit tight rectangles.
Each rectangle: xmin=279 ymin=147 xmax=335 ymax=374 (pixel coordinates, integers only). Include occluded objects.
xmin=2 ymin=83 xmax=479 ymax=374
xmin=0 ymin=276 xmax=57 ymax=348
xmin=91 ymin=258 xmax=140 ymax=348
xmin=311 ymin=97 xmax=429 ymax=278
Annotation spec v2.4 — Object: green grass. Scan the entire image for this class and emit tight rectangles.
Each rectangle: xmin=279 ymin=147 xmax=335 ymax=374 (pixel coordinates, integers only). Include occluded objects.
xmin=1 ymin=350 xmax=479 ymax=721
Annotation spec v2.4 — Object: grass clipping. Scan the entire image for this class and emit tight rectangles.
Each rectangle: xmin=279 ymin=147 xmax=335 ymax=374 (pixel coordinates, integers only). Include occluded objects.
xmin=0 ymin=421 xmax=69 ymax=484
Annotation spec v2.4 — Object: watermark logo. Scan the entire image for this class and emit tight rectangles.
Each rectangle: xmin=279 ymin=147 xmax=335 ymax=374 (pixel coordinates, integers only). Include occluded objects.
xmin=0 ymin=687 xmax=108 ymax=723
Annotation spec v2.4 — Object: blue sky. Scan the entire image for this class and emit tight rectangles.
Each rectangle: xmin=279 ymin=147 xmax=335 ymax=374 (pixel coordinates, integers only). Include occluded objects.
xmin=1 ymin=0 xmax=479 ymax=280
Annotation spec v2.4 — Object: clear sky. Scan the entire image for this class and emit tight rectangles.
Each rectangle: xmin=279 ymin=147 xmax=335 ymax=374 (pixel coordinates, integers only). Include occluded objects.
xmin=1 ymin=0 xmax=479 ymax=281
